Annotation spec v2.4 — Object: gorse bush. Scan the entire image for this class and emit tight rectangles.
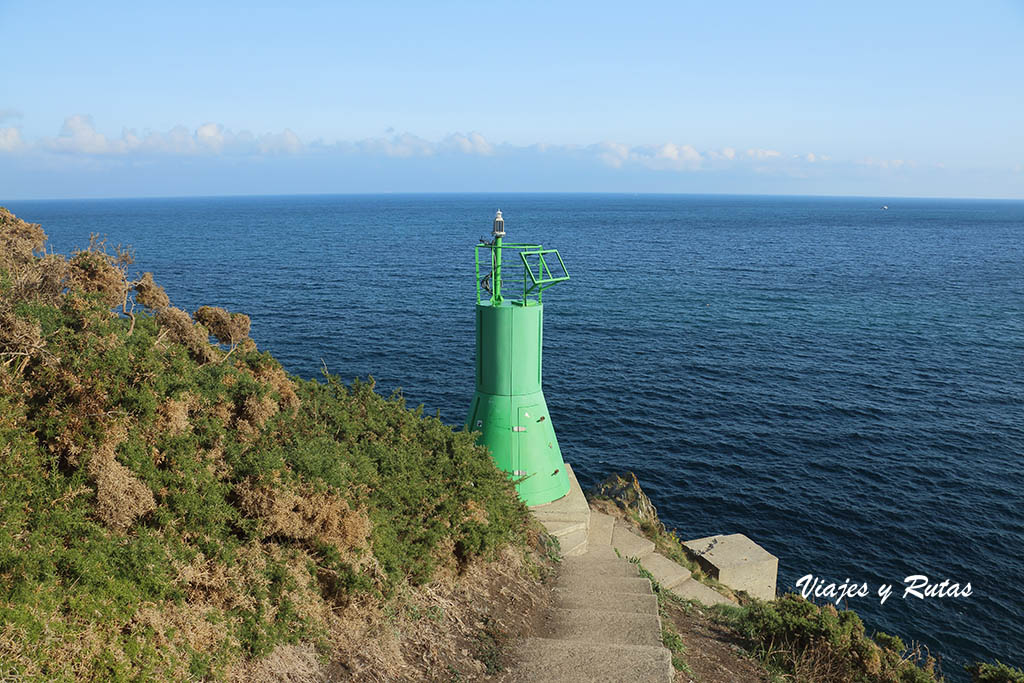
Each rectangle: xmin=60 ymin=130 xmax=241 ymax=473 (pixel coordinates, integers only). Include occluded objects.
xmin=723 ymin=593 xmax=941 ymax=682
xmin=966 ymin=662 xmax=1024 ymax=683
xmin=0 ymin=208 xmax=530 ymax=680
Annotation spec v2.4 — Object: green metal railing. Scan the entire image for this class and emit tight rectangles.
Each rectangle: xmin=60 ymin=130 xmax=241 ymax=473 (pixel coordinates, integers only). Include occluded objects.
xmin=475 ymin=240 xmax=569 ymax=306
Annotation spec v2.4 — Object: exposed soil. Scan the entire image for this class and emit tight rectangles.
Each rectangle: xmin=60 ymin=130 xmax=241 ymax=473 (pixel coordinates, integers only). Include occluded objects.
xmin=663 ymin=601 xmax=768 ymax=683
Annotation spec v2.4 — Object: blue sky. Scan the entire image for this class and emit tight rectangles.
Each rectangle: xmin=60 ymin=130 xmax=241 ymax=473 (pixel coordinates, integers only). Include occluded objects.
xmin=2 ymin=1 xmax=1022 ymax=199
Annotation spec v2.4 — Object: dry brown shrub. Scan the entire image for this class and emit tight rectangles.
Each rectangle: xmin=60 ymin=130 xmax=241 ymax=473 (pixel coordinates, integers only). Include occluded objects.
xmin=0 ymin=311 xmax=44 ymax=356
xmin=0 ymin=253 xmax=68 ymax=314
xmin=255 ymin=364 xmax=301 ymax=413
xmin=0 ymin=206 xmax=46 ymax=267
xmin=230 ymin=643 xmax=326 ymax=683
xmin=155 ymin=306 xmax=219 ymax=363
xmin=327 ymin=545 xmax=547 ymax=682
xmin=235 ymin=478 xmax=371 ymax=552
xmin=327 ymin=594 xmax=408 ymax=682
xmin=133 ymin=271 xmax=170 ymax=310
xmin=175 ymin=551 xmax=251 ymax=611
xmin=203 ymin=443 xmax=230 ymax=479
xmin=86 ymin=422 xmax=156 ymax=531
xmin=463 ymin=499 xmax=489 ymax=526
xmin=133 ymin=602 xmax=230 ymax=659
xmin=68 ymin=250 xmax=128 ymax=309
xmin=156 ymin=394 xmax=194 ymax=436
xmin=241 ymin=393 xmax=279 ymax=432
xmin=93 ymin=459 xmax=156 ymax=531
xmin=194 ymin=306 xmax=251 ymax=346
xmin=211 ymin=400 xmax=234 ymax=423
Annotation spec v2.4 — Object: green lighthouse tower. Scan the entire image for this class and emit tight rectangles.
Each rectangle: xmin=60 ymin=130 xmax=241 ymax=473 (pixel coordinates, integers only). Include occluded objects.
xmin=466 ymin=211 xmax=571 ymax=506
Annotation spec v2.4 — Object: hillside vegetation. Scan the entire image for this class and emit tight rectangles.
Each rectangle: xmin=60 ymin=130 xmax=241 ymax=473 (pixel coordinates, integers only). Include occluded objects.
xmin=0 ymin=208 xmax=546 ymax=681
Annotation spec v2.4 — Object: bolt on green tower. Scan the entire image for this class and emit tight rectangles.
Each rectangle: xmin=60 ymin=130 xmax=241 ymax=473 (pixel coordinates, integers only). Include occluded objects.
xmin=466 ymin=211 xmax=571 ymax=506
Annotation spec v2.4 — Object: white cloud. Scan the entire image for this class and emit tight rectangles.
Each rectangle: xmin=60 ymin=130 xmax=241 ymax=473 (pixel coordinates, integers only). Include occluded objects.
xmin=43 ymin=114 xmax=122 ymax=154
xmin=11 ymin=114 xmax=887 ymax=182
xmin=0 ymin=127 xmax=24 ymax=152
xmin=590 ymin=141 xmax=703 ymax=170
xmin=746 ymin=148 xmax=781 ymax=160
xmin=343 ymin=131 xmax=495 ymax=158
xmin=442 ymin=132 xmax=493 ymax=156
xmin=859 ymin=157 xmax=914 ymax=170
xmin=35 ymin=115 xmax=306 ymax=158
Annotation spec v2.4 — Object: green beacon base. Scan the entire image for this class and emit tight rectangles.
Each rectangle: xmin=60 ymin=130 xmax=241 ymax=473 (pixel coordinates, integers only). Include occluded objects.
xmin=466 ymin=211 xmax=571 ymax=506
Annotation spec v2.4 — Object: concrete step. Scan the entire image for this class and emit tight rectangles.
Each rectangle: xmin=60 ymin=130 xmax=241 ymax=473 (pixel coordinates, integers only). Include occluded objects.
xmin=560 ymin=556 xmax=640 ymax=578
xmin=512 ymin=638 xmax=673 ymax=683
xmin=553 ymin=587 xmax=659 ymax=614
xmin=611 ymin=523 xmax=655 ymax=560
xmin=546 ymin=608 xmax=664 ymax=647
xmin=559 ymin=528 xmax=589 ymax=557
xmin=639 ymin=552 xmax=691 ymax=590
xmin=542 ymin=519 xmax=587 ymax=539
xmin=575 ymin=544 xmax=619 ymax=561
xmin=554 ymin=575 xmax=652 ymax=595
xmin=668 ymin=577 xmax=735 ymax=607
xmin=587 ymin=510 xmax=615 ymax=546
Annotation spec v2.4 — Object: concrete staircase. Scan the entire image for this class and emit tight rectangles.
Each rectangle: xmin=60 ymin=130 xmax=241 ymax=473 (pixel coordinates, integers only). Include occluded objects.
xmin=508 ymin=543 xmax=672 ymax=682
xmin=503 ymin=465 xmax=735 ymax=682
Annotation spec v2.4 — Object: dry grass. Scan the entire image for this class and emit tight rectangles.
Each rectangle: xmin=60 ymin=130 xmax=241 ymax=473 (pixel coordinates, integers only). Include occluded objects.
xmin=327 ymin=544 xmax=550 ymax=682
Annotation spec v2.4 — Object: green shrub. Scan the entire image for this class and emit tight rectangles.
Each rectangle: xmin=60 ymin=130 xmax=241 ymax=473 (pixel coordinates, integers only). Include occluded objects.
xmin=967 ymin=661 xmax=1024 ymax=683
xmin=722 ymin=594 xmax=941 ymax=682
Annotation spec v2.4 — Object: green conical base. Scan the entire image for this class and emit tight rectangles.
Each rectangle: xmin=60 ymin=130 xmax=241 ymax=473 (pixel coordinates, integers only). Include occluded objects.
xmin=467 ymin=301 xmax=570 ymax=506
xmin=467 ymin=389 xmax=570 ymax=506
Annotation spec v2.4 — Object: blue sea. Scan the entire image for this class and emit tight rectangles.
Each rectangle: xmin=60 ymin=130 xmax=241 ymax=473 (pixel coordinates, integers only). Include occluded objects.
xmin=6 ymin=193 xmax=1023 ymax=677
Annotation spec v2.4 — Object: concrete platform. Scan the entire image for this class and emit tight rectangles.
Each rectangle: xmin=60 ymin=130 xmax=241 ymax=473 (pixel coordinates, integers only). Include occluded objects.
xmin=683 ymin=533 xmax=777 ymax=601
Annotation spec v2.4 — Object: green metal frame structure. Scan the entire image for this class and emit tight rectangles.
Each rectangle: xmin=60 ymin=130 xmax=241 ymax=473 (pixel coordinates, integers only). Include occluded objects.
xmin=466 ymin=212 xmax=571 ymax=506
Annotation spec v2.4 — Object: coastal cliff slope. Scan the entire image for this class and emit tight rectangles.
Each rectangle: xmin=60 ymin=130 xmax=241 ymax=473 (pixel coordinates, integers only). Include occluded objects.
xmin=0 ymin=207 xmax=553 ymax=681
